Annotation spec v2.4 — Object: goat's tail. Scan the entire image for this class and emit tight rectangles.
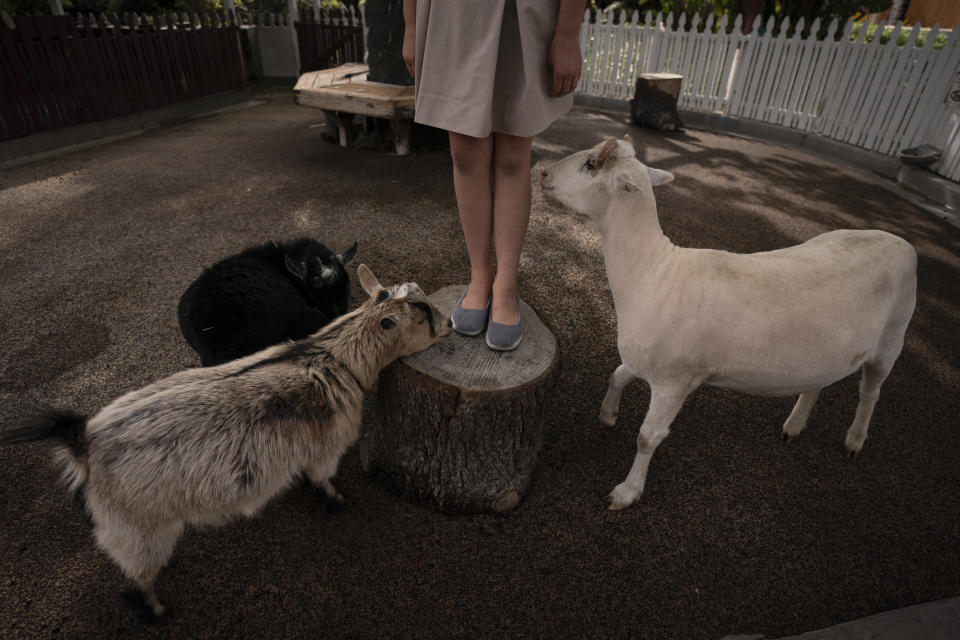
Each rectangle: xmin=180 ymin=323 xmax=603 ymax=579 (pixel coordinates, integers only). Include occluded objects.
xmin=0 ymin=410 xmax=90 ymax=492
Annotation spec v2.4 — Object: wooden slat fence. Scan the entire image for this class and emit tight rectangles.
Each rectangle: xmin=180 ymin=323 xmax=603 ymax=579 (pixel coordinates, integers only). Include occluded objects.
xmin=0 ymin=11 xmax=246 ymax=142
xmin=579 ymin=11 xmax=960 ymax=182
xmin=295 ymin=5 xmax=363 ymax=75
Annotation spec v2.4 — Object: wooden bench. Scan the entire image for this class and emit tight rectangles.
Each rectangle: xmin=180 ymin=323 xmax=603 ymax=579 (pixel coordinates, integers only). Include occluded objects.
xmin=294 ymin=63 xmax=416 ymax=154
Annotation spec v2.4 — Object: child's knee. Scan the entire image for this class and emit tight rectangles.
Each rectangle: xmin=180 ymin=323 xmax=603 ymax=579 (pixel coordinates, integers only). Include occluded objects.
xmin=449 ymin=134 xmax=492 ymax=175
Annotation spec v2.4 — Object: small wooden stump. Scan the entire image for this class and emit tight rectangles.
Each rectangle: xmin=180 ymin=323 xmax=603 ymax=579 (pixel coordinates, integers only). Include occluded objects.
xmin=360 ymin=285 xmax=558 ymax=514
xmin=630 ymin=72 xmax=684 ymax=131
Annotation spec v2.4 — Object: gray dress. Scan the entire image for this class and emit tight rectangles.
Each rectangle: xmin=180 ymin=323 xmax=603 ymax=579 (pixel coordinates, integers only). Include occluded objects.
xmin=414 ymin=0 xmax=575 ymax=138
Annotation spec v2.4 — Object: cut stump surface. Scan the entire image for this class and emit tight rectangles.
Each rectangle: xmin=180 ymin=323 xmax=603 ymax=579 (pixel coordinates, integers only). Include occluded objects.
xmin=360 ymin=285 xmax=558 ymax=514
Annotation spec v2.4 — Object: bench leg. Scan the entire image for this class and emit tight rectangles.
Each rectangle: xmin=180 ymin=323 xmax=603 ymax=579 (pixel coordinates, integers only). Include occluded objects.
xmin=390 ymin=119 xmax=412 ymax=155
xmin=323 ymin=110 xmax=353 ymax=147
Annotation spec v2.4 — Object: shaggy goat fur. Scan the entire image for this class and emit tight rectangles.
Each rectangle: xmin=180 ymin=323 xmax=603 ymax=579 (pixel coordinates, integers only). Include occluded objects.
xmin=0 ymin=265 xmax=450 ymax=621
xmin=178 ymin=238 xmax=358 ymax=366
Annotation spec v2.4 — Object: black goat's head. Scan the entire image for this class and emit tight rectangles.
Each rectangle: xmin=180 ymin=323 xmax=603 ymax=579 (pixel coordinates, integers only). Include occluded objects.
xmin=284 ymin=240 xmax=358 ymax=319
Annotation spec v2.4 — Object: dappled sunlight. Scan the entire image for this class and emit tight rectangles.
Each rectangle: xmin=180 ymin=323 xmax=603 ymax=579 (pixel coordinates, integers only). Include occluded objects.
xmin=0 ymin=100 xmax=957 ymax=639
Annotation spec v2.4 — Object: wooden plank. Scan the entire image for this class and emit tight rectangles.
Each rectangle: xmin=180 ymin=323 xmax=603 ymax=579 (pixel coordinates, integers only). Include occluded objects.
xmin=621 ymin=11 xmax=640 ymax=100
xmin=744 ymin=15 xmax=776 ymax=120
xmin=727 ymin=16 xmax=760 ymax=118
xmin=857 ymin=23 xmax=904 ymax=149
xmin=698 ymin=14 xmax=722 ymax=112
xmin=0 ymin=14 xmax=30 ymax=140
xmin=756 ymin=16 xmax=787 ymax=123
xmin=714 ymin=14 xmax=742 ymax=113
xmin=296 ymin=85 xmax=414 ymax=119
xmin=837 ymin=21 xmax=884 ymax=144
xmin=57 ymin=15 xmax=102 ymax=123
xmin=900 ymin=26 xmax=960 ymax=150
xmin=77 ymin=14 xmax=113 ymax=119
xmin=788 ymin=17 xmax=822 ymax=130
xmin=770 ymin=18 xmax=802 ymax=126
xmin=610 ymin=10 xmax=627 ymax=98
xmin=820 ymin=21 xmax=863 ymax=139
xmin=810 ymin=19 xmax=853 ymax=135
xmin=13 ymin=16 xmax=56 ymax=131
xmin=877 ymin=25 xmax=925 ymax=154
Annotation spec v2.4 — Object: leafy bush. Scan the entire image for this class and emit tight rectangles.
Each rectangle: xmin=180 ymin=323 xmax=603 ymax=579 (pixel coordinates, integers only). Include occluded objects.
xmin=850 ymin=22 xmax=950 ymax=48
xmin=591 ymin=0 xmax=897 ymax=38
xmin=0 ymin=0 xmax=51 ymax=14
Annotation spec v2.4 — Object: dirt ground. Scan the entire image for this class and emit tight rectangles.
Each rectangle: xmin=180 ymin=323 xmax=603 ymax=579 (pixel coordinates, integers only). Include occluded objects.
xmin=0 ymin=89 xmax=958 ymax=640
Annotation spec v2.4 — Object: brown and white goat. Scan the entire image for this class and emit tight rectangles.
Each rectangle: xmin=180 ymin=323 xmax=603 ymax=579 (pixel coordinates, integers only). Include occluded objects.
xmin=541 ymin=136 xmax=917 ymax=510
xmin=0 ymin=265 xmax=451 ymax=620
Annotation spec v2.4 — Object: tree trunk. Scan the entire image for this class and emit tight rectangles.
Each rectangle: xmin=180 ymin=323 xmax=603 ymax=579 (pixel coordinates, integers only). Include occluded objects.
xmin=360 ymin=285 xmax=558 ymax=514
xmin=365 ymin=0 xmax=414 ymax=86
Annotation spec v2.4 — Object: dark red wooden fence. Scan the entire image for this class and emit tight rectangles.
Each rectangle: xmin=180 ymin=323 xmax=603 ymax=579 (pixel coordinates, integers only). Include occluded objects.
xmin=0 ymin=12 xmax=246 ymax=142
xmin=295 ymin=7 xmax=364 ymax=75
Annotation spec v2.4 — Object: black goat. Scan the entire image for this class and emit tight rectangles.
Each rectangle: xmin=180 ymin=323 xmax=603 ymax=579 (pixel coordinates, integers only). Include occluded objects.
xmin=178 ymin=238 xmax=358 ymax=366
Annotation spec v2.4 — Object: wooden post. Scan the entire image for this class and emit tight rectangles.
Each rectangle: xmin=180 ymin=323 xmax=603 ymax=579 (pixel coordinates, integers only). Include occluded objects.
xmin=630 ymin=72 xmax=684 ymax=131
xmin=360 ymin=285 xmax=558 ymax=514
xmin=287 ymin=0 xmax=300 ymax=74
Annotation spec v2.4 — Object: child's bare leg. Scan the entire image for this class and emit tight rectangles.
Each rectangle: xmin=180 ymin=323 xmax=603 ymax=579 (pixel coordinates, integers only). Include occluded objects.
xmin=449 ymin=131 xmax=495 ymax=309
xmin=491 ymin=133 xmax=533 ymax=324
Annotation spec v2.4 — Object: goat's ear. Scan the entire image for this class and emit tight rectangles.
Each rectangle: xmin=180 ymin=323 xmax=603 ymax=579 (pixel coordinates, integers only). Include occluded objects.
xmin=284 ymin=255 xmax=308 ymax=280
xmin=380 ymin=316 xmax=397 ymax=330
xmin=647 ymin=167 xmax=674 ymax=186
xmin=357 ymin=264 xmax=382 ymax=296
xmin=338 ymin=241 xmax=358 ymax=265
xmin=614 ymin=171 xmax=642 ymax=193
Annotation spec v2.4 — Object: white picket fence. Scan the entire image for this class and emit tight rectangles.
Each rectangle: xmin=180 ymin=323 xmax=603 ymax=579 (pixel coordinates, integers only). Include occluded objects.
xmin=579 ymin=11 xmax=960 ymax=183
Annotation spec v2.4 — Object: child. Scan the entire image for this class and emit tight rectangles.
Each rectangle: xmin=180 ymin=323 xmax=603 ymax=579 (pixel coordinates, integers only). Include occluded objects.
xmin=402 ymin=0 xmax=586 ymax=350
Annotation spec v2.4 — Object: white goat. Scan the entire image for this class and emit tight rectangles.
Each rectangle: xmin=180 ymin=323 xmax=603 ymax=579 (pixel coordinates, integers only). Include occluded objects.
xmin=540 ymin=136 xmax=917 ymax=510
xmin=0 ymin=265 xmax=451 ymax=620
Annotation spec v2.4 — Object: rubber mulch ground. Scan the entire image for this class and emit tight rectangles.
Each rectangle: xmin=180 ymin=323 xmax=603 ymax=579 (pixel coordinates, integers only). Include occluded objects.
xmin=0 ymin=90 xmax=958 ymax=640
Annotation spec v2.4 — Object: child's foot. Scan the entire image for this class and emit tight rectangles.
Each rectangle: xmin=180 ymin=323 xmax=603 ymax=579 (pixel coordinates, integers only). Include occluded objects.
xmin=490 ymin=291 xmax=519 ymax=325
xmin=461 ymin=280 xmax=491 ymax=310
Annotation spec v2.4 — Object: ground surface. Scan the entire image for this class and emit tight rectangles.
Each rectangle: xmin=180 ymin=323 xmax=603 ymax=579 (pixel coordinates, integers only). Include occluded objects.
xmin=0 ymin=88 xmax=958 ymax=640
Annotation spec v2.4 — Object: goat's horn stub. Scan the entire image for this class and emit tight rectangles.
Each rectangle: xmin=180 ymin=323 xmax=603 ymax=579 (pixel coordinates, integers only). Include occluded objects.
xmin=596 ymin=137 xmax=619 ymax=169
xmin=623 ymin=133 xmax=633 ymax=143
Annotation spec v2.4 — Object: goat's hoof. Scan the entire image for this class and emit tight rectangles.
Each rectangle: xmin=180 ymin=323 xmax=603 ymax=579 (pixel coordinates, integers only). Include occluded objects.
xmin=319 ymin=489 xmax=345 ymax=514
xmin=598 ymin=411 xmax=618 ymax=427
xmin=781 ymin=431 xmax=796 ymax=443
xmin=121 ymin=589 xmax=168 ymax=624
xmin=844 ymin=436 xmax=864 ymax=458
xmin=607 ymin=484 xmax=639 ymax=511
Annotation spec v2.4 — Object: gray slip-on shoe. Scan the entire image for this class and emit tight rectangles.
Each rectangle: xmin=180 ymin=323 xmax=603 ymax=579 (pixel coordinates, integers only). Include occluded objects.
xmin=451 ymin=288 xmax=490 ymax=336
xmin=486 ymin=298 xmax=522 ymax=351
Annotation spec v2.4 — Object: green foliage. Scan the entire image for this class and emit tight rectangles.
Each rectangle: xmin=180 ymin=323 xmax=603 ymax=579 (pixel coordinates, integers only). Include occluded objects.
xmin=592 ymin=0 xmax=897 ymax=38
xmin=0 ymin=0 xmax=51 ymax=14
xmin=233 ymin=0 xmax=357 ymax=16
xmin=850 ymin=22 xmax=950 ymax=49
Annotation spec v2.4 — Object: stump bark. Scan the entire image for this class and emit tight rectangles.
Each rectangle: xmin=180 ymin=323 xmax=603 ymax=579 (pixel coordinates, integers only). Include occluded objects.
xmin=360 ymin=285 xmax=557 ymax=514
xmin=630 ymin=73 xmax=684 ymax=131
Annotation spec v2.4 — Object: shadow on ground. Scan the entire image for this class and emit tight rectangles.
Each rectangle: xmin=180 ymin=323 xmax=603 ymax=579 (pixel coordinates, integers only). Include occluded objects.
xmin=0 ymin=91 xmax=957 ymax=639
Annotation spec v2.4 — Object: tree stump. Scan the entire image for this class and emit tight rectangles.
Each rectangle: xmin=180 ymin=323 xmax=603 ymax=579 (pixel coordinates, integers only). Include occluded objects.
xmin=360 ymin=285 xmax=558 ymax=514
xmin=630 ymin=73 xmax=684 ymax=131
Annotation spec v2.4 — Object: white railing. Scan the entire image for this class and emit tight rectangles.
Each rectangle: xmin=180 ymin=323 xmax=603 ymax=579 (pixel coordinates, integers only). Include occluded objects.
xmin=579 ymin=11 xmax=960 ymax=183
